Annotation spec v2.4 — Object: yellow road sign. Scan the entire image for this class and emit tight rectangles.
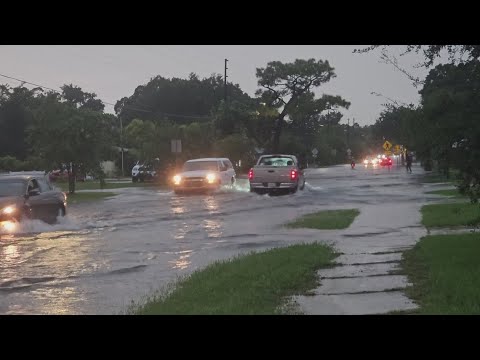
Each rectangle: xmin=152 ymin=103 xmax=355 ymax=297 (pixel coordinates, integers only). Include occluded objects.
xmin=394 ymin=144 xmax=401 ymax=155
xmin=384 ymin=150 xmax=392 ymax=156
xmin=383 ymin=141 xmax=392 ymax=151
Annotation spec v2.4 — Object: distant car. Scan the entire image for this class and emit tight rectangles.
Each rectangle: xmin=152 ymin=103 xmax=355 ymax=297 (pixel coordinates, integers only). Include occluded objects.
xmin=132 ymin=159 xmax=161 ymax=182
xmin=249 ymin=154 xmax=305 ymax=194
xmin=380 ymin=157 xmax=393 ymax=166
xmin=136 ymin=164 xmax=158 ymax=182
xmin=48 ymin=169 xmax=90 ymax=182
xmin=363 ymin=156 xmax=379 ymax=167
xmin=131 ymin=163 xmax=141 ymax=182
xmin=171 ymin=158 xmax=236 ymax=194
xmin=0 ymin=172 xmax=67 ymax=231
xmin=48 ymin=169 xmax=68 ymax=182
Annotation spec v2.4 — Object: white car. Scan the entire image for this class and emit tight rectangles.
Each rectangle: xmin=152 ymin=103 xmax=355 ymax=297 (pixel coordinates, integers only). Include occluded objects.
xmin=171 ymin=158 xmax=236 ymax=194
xmin=131 ymin=163 xmax=141 ymax=182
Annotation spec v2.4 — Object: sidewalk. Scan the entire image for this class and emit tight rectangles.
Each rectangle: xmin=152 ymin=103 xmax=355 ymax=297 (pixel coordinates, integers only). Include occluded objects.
xmin=291 ymin=203 xmax=427 ymax=314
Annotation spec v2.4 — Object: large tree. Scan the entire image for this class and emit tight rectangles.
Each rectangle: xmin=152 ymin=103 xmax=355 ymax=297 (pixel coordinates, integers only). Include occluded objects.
xmin=287 ymin=92 xmax=350 ymax=152
xmin=29 ymin=92 xmax=115 ymax=193
xmin=420 ymin=61 xmax=480 ymax=191
xmin=114 ymin=73 xmax=251 ymax=125
xmin=0 ymin=85 xmax=42 ymax=159
xmin=354 ymin=45 xmax=480 ymax=89
xmin=355 ymin=45 xmax=480 ymax=67
xmin=61 ymin=84 xmax=105 ymax=112
xmin=255 ymin=58 xmax=349 ymax=152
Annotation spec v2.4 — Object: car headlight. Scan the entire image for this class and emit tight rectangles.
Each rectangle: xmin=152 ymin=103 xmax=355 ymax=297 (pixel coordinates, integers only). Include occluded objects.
xmin=206 ymin=173 xmax=216 ymax=184
xmin=364 ymin=160 xmax=368 ymax=164
xmin=2 ymin=205 xmax=16 ymax=215
xmin=173 ymin=175 xmax=182 ymax=185
xmin=1 ymin=220 xmax=16 ymax=233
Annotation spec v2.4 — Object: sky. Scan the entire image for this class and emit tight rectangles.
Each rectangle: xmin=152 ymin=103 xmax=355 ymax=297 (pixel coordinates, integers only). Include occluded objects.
xmin=0 ymin=45 xmax=430 ymax=126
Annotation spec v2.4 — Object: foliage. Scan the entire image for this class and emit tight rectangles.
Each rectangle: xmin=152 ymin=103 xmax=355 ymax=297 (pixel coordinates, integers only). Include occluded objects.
xmin=115 ymin=73 xmax=251 ymax=125
xmin=255 ymin=58 xmax=350 ymax=152
xmin=0 ymin=58 xmax=357 ymax=186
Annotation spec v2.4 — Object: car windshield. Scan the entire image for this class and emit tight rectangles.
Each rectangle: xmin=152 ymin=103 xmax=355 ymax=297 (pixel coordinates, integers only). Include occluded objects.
xmin=0 ymin=180 xmax=26 ymax=197
xmin=259 ymin=157 xmax=294 ymax=166
xmin=183 ymin=161 xmax=218 ymax=172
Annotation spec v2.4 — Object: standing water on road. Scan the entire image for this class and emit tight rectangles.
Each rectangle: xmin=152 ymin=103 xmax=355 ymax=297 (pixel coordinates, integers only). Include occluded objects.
xmin=0 ymin=164 xmax=435 ymax=314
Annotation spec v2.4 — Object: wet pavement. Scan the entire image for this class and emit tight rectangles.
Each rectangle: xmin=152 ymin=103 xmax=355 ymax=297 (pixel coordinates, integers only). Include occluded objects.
xmin=0 ymin=163 xmax=449 ymax=314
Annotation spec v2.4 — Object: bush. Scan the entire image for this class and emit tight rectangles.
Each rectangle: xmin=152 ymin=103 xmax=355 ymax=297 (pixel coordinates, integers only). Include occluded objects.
xmin=213 ymin=134 xmax=256 ymax=173
xmin=0 ymin=156 xmax=48 ymax=172
xmin=423 ymin=159 xmax=433 ymax=171
xmin=0 ymin=156 xmax=22 ymax=171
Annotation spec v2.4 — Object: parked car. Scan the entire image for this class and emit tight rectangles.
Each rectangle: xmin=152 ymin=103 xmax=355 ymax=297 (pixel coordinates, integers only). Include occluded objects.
xmin=132 ymin=159 xmax=162 ymax=182
xmin=171 ymin=158 xmax=236 ymax=194
xmin=0 ymin=172 xmax=67 ymax=231
xmin=48 ymin=168 xmax=91 ymax=182
xmin=248 ymin=154 xmax=305 ymax=194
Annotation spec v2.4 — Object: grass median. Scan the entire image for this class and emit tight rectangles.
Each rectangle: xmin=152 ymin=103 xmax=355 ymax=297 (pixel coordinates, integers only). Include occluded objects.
xmin=426 ymin=189 xmax=466 ymax=198
xmin=402 ymin=233 xmax=480 ymax=314
xmin=421 ymin=202 xmax=480 ymax=228
xmin=66 ymin=192 xmax=116 ymax=204
xmin=285 ymin=209 xmax=360 ymax=230
xmin=133 ymin=243 xmax=337 ymax=315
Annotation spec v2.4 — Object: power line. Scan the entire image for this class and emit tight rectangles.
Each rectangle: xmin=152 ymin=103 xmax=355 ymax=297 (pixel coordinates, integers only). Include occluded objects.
xmin=0 ymin=73 xmax=62 ymax=95
xmin=0 ymin=72 xmax=212 ymax=120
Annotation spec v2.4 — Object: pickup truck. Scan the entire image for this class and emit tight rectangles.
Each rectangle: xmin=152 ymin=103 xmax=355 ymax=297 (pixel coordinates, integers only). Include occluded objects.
xmin=248 ymin=154 xmax=306 ymax=194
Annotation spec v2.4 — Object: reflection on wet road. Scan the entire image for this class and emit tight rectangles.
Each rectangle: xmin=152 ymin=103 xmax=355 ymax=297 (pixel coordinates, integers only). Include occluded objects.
xmin=0 ymin=164 xmax=442 ymax=314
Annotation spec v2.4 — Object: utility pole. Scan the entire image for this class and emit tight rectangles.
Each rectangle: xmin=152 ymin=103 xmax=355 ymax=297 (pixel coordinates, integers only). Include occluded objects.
xmin=352 ymin=117 xmax=355 ymax=142
xmin=347 ymin=118 xmax=350 ymax=148
xmin=224 ymin=58 xmax=228 ymax=102
xmin=119 ymin=115 xmax=124 ymax=177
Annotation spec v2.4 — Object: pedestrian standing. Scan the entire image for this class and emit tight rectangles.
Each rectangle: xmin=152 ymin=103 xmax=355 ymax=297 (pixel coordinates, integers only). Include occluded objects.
xmin=406 ymin=152 xmax=413 ymax=173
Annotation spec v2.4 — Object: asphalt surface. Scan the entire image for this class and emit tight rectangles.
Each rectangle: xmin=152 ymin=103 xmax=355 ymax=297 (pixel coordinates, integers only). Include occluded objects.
xmin=0 ymin=163 xmax=448 ymax=314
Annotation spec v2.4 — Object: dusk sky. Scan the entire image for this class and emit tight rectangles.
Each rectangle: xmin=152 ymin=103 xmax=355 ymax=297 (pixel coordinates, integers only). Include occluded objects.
xmin=0 ymin=45 xmax=430 ymax=126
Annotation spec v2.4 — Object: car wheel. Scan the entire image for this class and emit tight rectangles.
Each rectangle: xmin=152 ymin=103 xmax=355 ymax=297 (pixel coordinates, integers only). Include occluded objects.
xmin=231 ymin=177 xmax=236 ymax=189
xmin=290 ymin=185 xmax=298 ymax=194
xmin=19 ymin=207 xmax=31 ymax=221
xmin=58 ymin=205 xmax=66 ymax=217
xmin=132 ymin=176 xmax=138 ymax=183
xmin=300 ymin=180 xmax=305 ymax=190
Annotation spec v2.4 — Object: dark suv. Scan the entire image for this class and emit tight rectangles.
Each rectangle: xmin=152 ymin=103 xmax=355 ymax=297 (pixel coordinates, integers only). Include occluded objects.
xmin=0 ymin=172 xmax=67 ymax=227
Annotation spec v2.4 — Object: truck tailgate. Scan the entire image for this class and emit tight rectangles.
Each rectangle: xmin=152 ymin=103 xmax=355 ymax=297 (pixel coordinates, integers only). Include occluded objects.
xmin=252 ymin=166 xmax=295 ymax=183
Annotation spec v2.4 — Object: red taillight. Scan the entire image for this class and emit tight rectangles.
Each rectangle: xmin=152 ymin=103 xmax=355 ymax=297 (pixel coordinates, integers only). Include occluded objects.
xmin=248 ymin=169 xmax=254 ymax=180
xmin=290 ymin=169 xmax=297 ymax=180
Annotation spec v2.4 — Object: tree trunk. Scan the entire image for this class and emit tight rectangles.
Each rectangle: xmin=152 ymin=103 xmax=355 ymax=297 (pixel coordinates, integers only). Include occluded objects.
xmin=272 ymin=117 xmax=284 ymax=153
xmin=68 ymin=162 xmax=76 ymax=194
xmin=445 ymin=150 xmax=450 ymax=180
xmin=270 ymin=95 xmax=296 ymax=153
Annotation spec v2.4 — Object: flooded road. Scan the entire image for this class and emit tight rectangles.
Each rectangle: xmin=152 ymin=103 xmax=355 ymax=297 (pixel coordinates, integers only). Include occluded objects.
xmin=0 ymin=164 xmax=445 ymax=314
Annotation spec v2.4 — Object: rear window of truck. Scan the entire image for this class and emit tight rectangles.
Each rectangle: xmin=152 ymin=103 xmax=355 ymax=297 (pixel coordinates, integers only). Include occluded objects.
xmin=258 ymin=157 xmax=294 ymax=166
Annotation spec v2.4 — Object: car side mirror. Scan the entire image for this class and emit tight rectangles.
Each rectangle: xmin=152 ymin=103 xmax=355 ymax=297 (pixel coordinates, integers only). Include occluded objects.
xmin=28 ymin=189 xmax=40 ymax=197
